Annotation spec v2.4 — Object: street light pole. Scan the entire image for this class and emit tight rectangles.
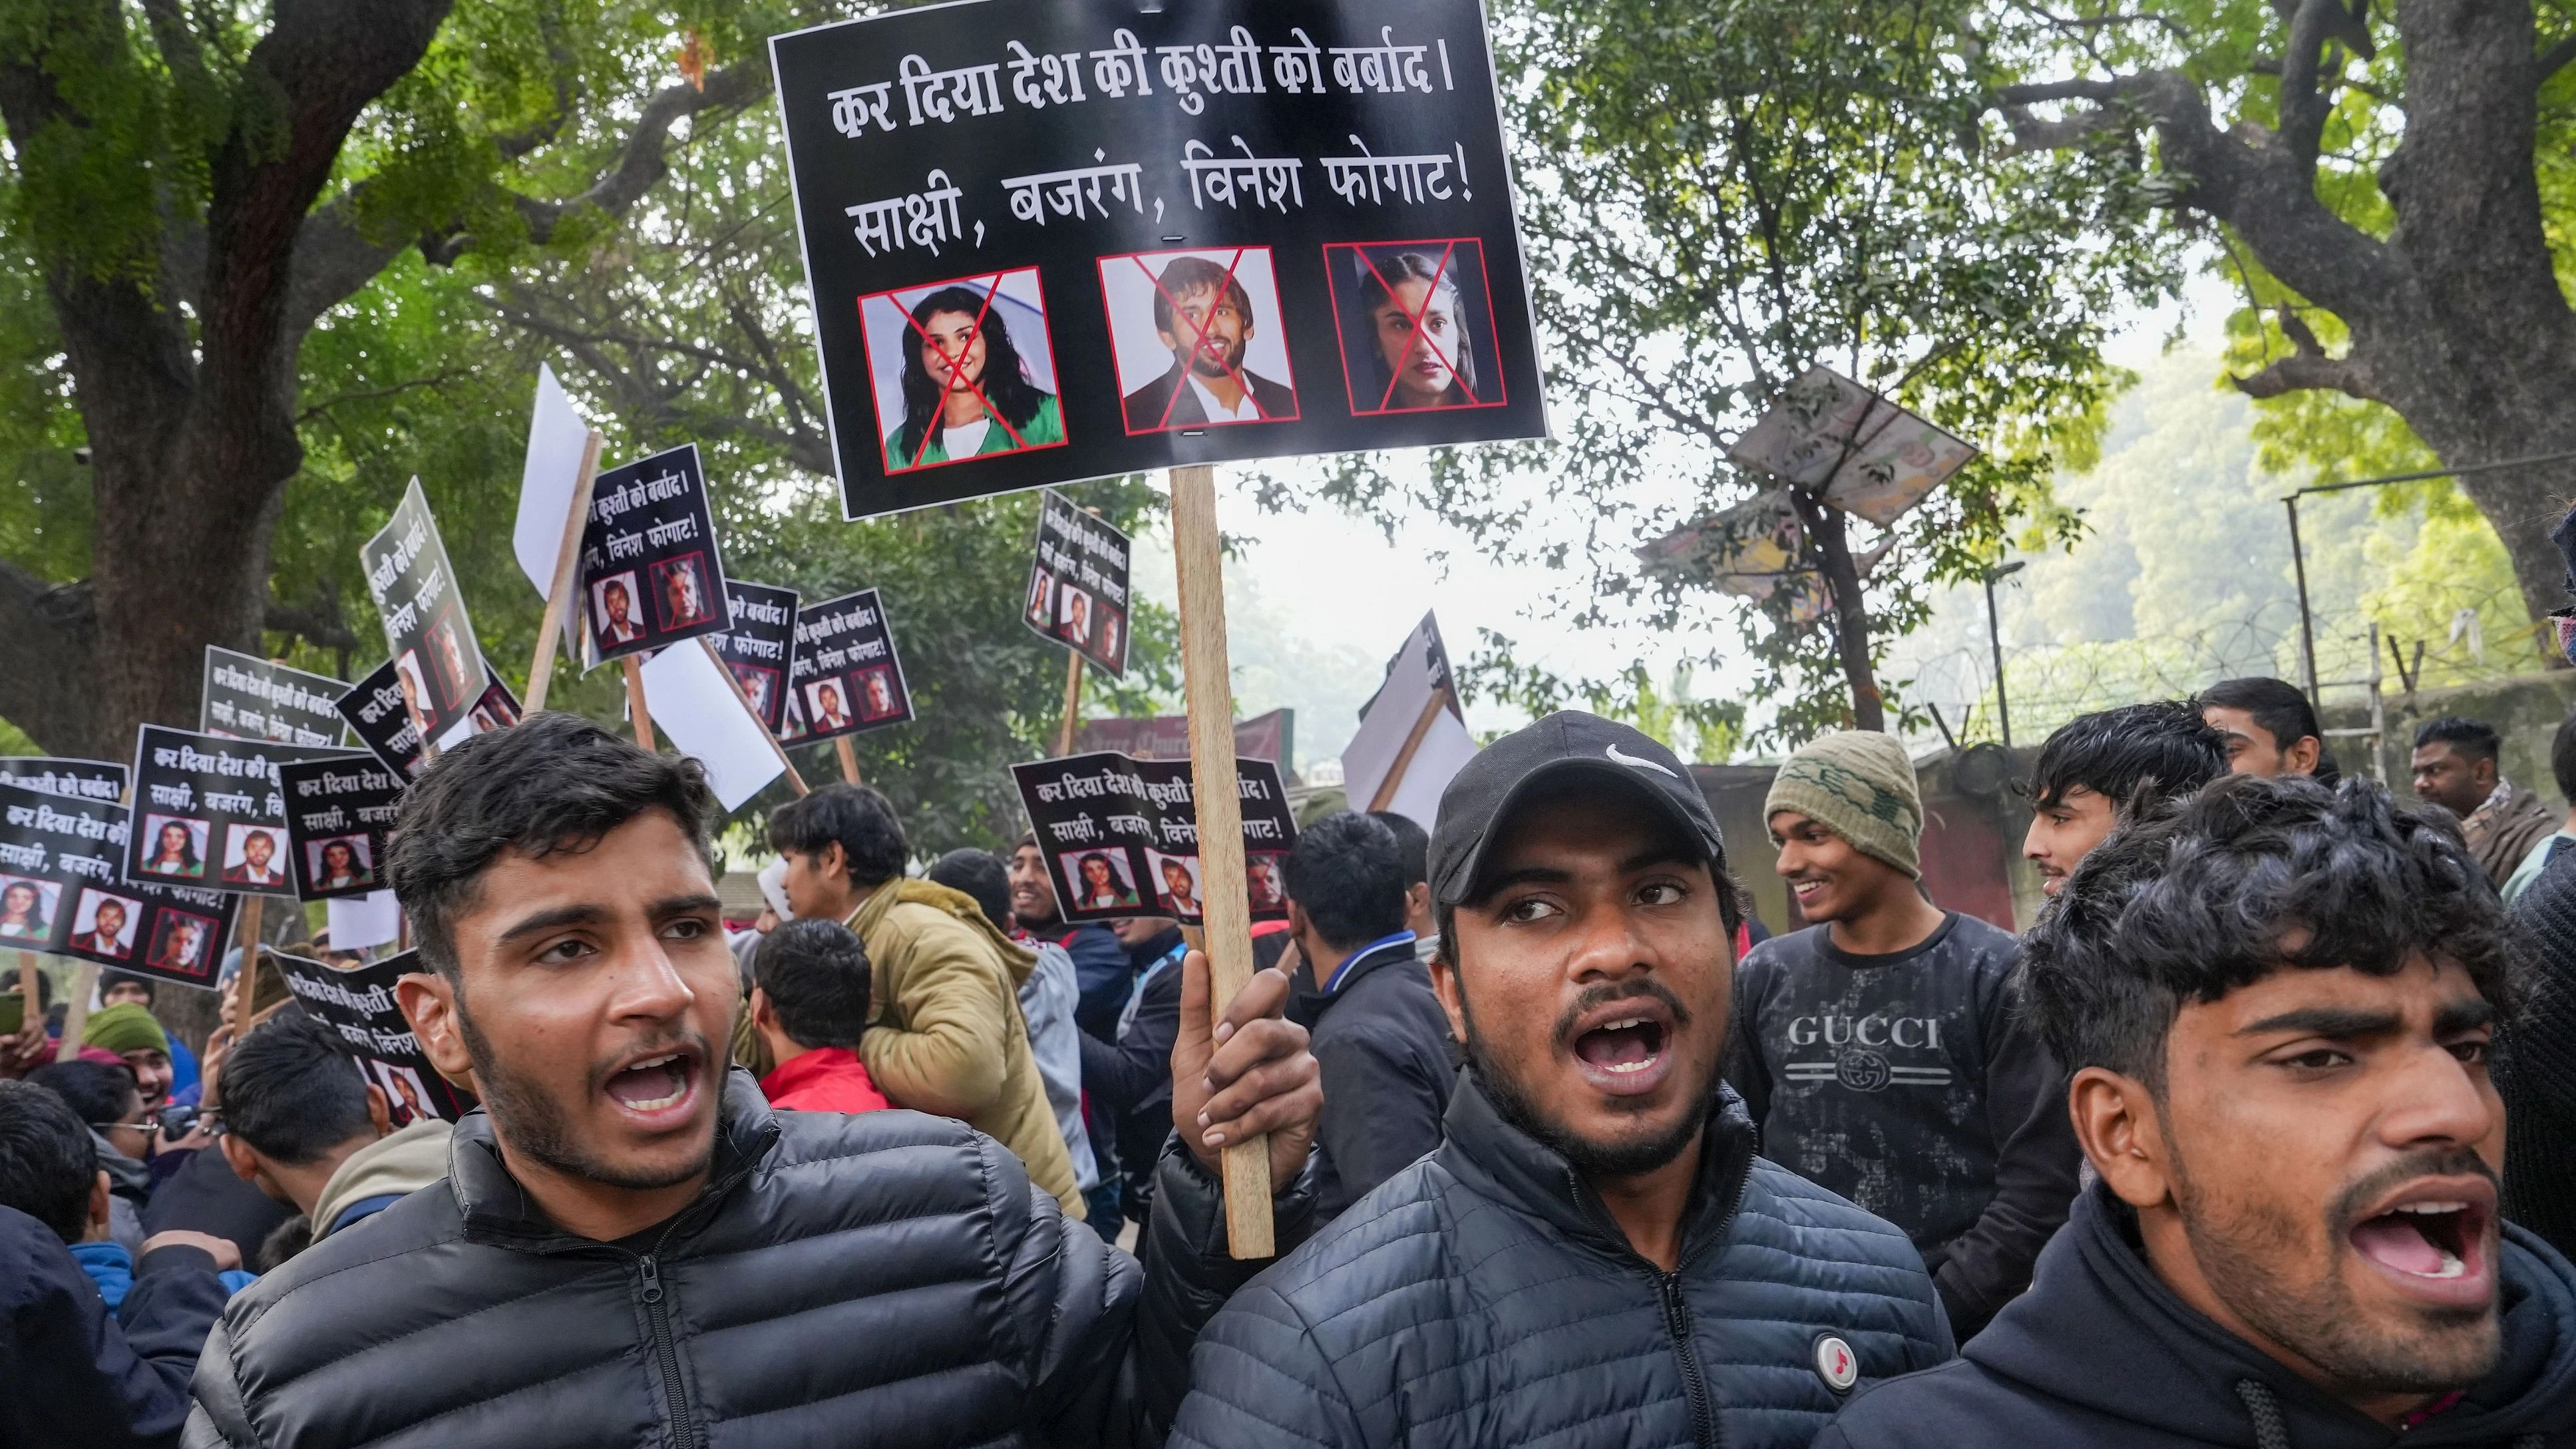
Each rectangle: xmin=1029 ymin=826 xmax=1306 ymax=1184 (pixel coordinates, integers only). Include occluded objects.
xmin=1983 ymin=561 xmax=2025 ymax=751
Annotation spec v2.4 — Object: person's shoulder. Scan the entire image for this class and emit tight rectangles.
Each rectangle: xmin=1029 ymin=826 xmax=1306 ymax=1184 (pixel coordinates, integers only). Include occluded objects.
xmin=1740 ymin=923 xmax=1827 ymax=976
xmin=1938 ymin=911 xmax=2021 ymax=968
xmin=1737 ymin=1154 xmax=1947 ymax=1296
xmin=223 ymin=1172 xmax=467 ymax=1325
xmin=1235 ymin=1153 xmax=1462 ymax=1314
xmin=1816 ymin=1358 xmax=2033 ymax=1448
xmin=756 ymin=1108 xmax=1059 ymax=1241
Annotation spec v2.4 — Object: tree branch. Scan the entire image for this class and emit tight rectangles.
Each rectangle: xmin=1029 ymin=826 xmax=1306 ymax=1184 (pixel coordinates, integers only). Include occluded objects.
xmin=0 ymin=561 xmax=100 ymax=755
xmin=2538 ymin=30 xmax=2576 ymax=82
xmin=2277 ymin=0 xmax=2344 ymax=164
xmin=515 ymin=60 xmax=767 ymax=242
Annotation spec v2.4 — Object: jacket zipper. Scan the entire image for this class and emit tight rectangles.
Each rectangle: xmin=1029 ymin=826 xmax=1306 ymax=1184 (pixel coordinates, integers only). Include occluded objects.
xmin=1658 ymin=1273 xmax=1720 ymax=1449
xmin=637 ymin=1253 xmax=696 ymax=1449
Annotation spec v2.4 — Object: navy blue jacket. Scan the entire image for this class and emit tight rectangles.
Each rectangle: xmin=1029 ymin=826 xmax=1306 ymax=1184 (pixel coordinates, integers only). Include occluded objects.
xmin=1819 ymin=1183 xmax=2576 ymax=1448
xmin=1171 ymin=1075 xmax=1952 ymax=1448
xmin=0 ymin=1205 xmax=232 ymax=1449
xmin=1307 ymin=938 xmax=1455 ymax=1221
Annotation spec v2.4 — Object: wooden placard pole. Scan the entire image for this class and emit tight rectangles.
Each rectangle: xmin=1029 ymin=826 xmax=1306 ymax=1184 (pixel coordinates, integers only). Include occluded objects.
xmin=524 ymin=429 xmax=608 ymax=712
xmin=1366 ymin=686 xmax=1458 ymax=812
xmin=55 ymin=963 xmax=97 ymax=1062
xmin=697 ymin=636 xmax=808 ymax=796
xmin=230 ymin=895 xmax=266 ymax=1034
xmin=1058 ymin=650 xmax=1086 ymax=757
xmin=1168 ymin=463 xmax=1272 ymax=1259
xmin=834 ymin=735 xmax=862 ymax=786
xmin=622 ymin=656 xmax=657 ymax=751
xmin=16 ymin=949 xmax=37 ymax=1032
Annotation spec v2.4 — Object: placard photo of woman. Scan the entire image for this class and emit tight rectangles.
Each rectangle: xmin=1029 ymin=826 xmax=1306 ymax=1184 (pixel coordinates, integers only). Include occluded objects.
xmin=862 ymin=268 xmax=1067 ymax=475
xmin=138 ymin=815 xmax=210 ymax=879
xmin=0 ymin=877 xmax=57 ymax=941
xmin=1326 ymin=239 xmax=1507 ymax=416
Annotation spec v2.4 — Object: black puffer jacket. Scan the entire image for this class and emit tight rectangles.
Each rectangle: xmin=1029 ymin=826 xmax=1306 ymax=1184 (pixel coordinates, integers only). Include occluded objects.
xmin=184 ymin=1070 xmax=1314 ymax=1448
xmin=1170 ymin=1073 xmax=1952 ymax=1449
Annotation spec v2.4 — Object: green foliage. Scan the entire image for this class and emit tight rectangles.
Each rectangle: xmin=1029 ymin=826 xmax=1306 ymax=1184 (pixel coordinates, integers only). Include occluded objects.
xmin=1461 ymin=633 xmax=1744 ymax=763
xmin=1262 ymin=0 xmax=2184 ymax=745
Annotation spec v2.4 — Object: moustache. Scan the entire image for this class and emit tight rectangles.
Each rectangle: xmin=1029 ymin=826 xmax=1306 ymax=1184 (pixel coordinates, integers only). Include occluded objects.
xmin=2328 ymin=1147 xmax=2500 ymax=1231
xmin=1553 ymin=978 xmax=1694 ymax=1044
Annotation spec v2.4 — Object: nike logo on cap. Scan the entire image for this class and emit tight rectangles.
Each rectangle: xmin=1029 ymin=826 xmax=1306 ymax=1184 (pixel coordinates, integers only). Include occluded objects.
xmin=1605 ymin=743 xmax=1678 ymax=779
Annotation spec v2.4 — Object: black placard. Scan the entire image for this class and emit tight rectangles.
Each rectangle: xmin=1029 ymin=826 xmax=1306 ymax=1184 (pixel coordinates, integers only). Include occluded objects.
xmin=0 ymin=757 xmax=128 ymax=803
xmin=361 ymin=479 xmax=492 ymax=743
xmin=1009 ymin=751 xmax=1296 ymax=923
xmin=789 ymin=588 xmax=916 ymax=740
xmin=199 ymin=647 xmax=352 ymax=747
xmin=580 ymin=444 xmax=731 ymax=665
xmin=0 ymin=780 xmax=237 ymax=986
xmin=711 ymin=580 xmax=802 ymax=735
xmin=336 ymin=658 xmax=522 ymax=779
xmin=276 ymin=758 xmax=403 ymax=903
xmin=271 ymin=948 xmax=477 ymax=1124
xmin=1023 ymin=489 xmax=1134 ymax=676
xmin=126 ymin=726 xmax=360 ymax=897
xmin=768 ymin=0 xmax=1545 ymax=518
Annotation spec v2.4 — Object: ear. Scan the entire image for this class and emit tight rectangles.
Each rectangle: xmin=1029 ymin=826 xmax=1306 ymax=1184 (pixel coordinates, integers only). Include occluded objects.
xmin=2068 ymin=1064 xmax=2175 ymax=1211
xmin=1283 ymin=899 xmax=1312 ymax=944
xmin=396 ymin=970 xmax=476 ymax=1088
xmin=2285 ymin=735 xmax=2322 ymax=775
xmin=364 ymin=1083 xmax=391 ymax=1137
xmin=749 ymin=986 xmax=777 ymax=1034
xmin=818 ymin=841 xmax=848 ymax=883
xmin=1429 ymin=955 xmax=1468 ymax=1044
xmin=87 ymin=1170 xmax=112 ymax=1239
xmin=1405 ymin=881 xmax=1432 ymax=922
xmin=219 ymin=1132 xmax=259 ymax=1184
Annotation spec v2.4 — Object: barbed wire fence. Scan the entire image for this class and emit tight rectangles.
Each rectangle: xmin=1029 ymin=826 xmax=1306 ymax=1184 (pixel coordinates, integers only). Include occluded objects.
xmin=1893 ymin=582 xmax=2552 ymax=773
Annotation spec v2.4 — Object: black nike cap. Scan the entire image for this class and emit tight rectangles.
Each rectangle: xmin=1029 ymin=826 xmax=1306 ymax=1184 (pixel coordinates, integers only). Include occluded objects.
xmin=1429 ymin=711 xmax=1727 ymax=909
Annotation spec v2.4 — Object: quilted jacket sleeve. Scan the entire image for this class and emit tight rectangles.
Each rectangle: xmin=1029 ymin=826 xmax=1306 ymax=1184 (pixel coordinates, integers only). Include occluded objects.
xmin=1165 ymin=1277 xmax=1364 ymax=1449
xmin=1017 ymin=1135 xmax=1318 ymax=1448
xmin=860 ymin=906 xmax=1014 ymax=1119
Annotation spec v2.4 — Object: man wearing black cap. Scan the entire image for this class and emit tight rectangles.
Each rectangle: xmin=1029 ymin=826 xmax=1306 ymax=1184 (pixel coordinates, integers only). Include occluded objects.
xmin=1169 ymin=712 xmax=1952 ymax=1449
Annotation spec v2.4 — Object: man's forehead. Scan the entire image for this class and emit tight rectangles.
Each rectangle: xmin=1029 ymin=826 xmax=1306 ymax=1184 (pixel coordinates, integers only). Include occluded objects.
xmin=2185 ymin=956 xmax=2486 ymax=1028
xmin=1485 ymin=784 xmax=1698 ymax=877
xmin=460 ymin=814 xmax=714 ymax=923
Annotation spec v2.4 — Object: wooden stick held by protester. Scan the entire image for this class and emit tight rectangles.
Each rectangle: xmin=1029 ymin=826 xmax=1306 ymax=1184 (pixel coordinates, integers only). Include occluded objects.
xmin=525 ymin=429 xmax=606 ymax=712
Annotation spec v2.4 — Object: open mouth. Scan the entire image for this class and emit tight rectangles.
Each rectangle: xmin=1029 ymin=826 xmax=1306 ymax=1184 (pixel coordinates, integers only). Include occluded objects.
xmin=603 ymin=1046 xmax=702 ymax=1122
xmin=2348 ymin=1187 xmax=2494 ymax=1306
xmin=1790 ymin=879 xmax=1827 ymax=905
xmin=1568 ymin=1002 xmax=1675 ymax=1096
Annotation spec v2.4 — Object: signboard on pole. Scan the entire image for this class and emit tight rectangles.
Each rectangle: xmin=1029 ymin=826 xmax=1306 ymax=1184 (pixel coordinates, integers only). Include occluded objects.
xmin=272 ymin=948 xmax=476 ymax=1124
xmin=0 ymin=758 xmax=127 ymax=803
xmin=1726 ymin=366 xmax=1978 ymax=526
xmin=360 ymin=479 xmax=492 ymax=743
xmin=126 ymin=727 xmax=358 ymax=896
xmin=789 ymin=589 xmax=916 ymax=739
xmin=276 ymin=757 xmax=403 ymax=902
xmin=1010 ymin=751 xmax=1296 ymax=924
xmin=336 ymin=658 xmax=522 ymax=779
xmin=578 ymin=444 xmax=731 ymax=665
xmin=711 ymin=580 xmax=803 ymax=736
xmin=199 ymin=648 xmax=352 ymax=747
xmin=0 ymin=780 xmax=237 ymax=986
xmin=1023 ymin=489 xmax=1135 ymax=676
xmin=767 ymin=0 xmax=1548 ymax=517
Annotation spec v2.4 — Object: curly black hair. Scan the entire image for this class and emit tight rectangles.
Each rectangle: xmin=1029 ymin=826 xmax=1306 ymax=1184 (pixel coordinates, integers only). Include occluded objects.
xmin=2018 ymin=774 xmax=2521 ymax=1091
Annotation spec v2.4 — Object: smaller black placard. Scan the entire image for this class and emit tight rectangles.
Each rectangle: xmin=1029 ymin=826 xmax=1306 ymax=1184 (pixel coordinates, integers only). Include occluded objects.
xmin=1022 ymin=489 xmax=1134 ymax=676
xmin=277 ymin=757 xmax=403 ymax=903
xmin=272 ymin=948 xmax=478 ymax=1125
xmin=710 ymin=580 xmax=802 ymax=736
xmin=789 ymin=588 xmax=916 ymax=741
xmin=580 ymin=444 xmax=730 ymax=665
xmin=1009 ymin=751 xmax=1296 ymax=924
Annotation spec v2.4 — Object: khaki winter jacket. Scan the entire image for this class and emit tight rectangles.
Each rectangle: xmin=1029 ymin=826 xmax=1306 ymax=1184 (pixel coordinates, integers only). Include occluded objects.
xmin=850 ymin=880 xmax=1084 ymax=1217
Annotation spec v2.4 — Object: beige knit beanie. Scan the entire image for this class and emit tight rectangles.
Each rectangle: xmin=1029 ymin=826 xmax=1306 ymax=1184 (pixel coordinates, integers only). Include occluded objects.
xmin=1763 ymin=731 xmax=1923 ymax=879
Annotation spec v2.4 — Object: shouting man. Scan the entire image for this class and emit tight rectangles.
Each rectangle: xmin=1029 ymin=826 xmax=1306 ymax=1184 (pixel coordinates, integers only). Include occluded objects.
xmin=1821 ymin=776 xmax=2576 ymax=1447
xmin=186 ymin=713 xmax=1323 ymax=1447
xmin=1171 ymin=714 xmax=1948 ymax=1449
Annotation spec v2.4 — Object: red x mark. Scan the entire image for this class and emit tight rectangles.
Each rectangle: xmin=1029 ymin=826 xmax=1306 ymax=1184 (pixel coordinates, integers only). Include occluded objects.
xmin=896 ymin=275 xmax=1032 ymax=469
xmin=1133 ymin=248 xmax=1275 ymax=430
xmin=1359 ymin=242 xmax=1477 ymax=411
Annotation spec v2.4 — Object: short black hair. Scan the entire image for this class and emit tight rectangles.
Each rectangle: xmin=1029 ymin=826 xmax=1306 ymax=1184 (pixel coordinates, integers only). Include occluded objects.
xmin=1282 ymin=812 xmax=1411 ymax=951
xmin=388 ymin=712 xmax=721 ymax=980
xmin=1151 ymin=255 xmax=1255 ymax=339
xmin=926 ymin=848 xmax=1012 ymax=932
xmin=2552 ymin=712 xmax=2576 ymax=803
xmin=96 ymin=970 xmax=152 ymax=1005
xmin=2195 ymin=676 xmax=2340 ymax=785
xmin=1369 ymin=811 xmax=1431 ymax=891
xmin=2414 ymin=715 xmax=2501 ymax=764
xmin=753 ymin=917 xmax=874 ymax=1050
xmin=2027 ymin=700 xmax=2228 ymax=813
xmin=0 ymin=1078 xmax=98 ymax=1243
xmin=2019 ymin=775 xmax=2517 ymax=1091
xmin=24 ymin=1060 xmax=138 ymax=1130
xmin=222 ymin=1012 xmax=377 ymax=1165
xmin=765 ymin=783 xmax=909 ymax=890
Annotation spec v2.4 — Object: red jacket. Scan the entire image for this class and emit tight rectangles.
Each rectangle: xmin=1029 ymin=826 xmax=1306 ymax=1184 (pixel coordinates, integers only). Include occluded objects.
xmin=757 ymin=1047 xmax=892 ymax=1114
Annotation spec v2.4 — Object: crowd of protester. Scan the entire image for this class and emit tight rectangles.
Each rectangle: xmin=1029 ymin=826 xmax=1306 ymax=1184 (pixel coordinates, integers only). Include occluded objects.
xmin=0 ymin=654 xmax=2571 ymax=1444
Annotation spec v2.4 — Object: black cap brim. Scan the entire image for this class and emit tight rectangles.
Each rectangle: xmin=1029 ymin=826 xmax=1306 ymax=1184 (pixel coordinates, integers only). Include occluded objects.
xmin=1433 ymin=756 xmax=1727 ymax=910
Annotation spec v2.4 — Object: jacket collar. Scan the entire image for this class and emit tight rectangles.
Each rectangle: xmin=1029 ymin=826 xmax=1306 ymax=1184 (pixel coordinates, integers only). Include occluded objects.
xmin=447 ymin=1067 xmax=783 ymax=1252
xmin=1314 ymin=935 xmax=1420 ymax=1004
xmin=1434 ymin=1066 xmax=1757 ymax=1267
xmin=757 ymin=1046 xmax=863 ymax=1098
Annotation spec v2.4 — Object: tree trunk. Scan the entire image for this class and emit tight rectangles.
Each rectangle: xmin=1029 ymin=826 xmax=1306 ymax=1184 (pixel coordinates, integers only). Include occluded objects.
xmin=1790 ymin=491 xmax=1887 ymax=731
